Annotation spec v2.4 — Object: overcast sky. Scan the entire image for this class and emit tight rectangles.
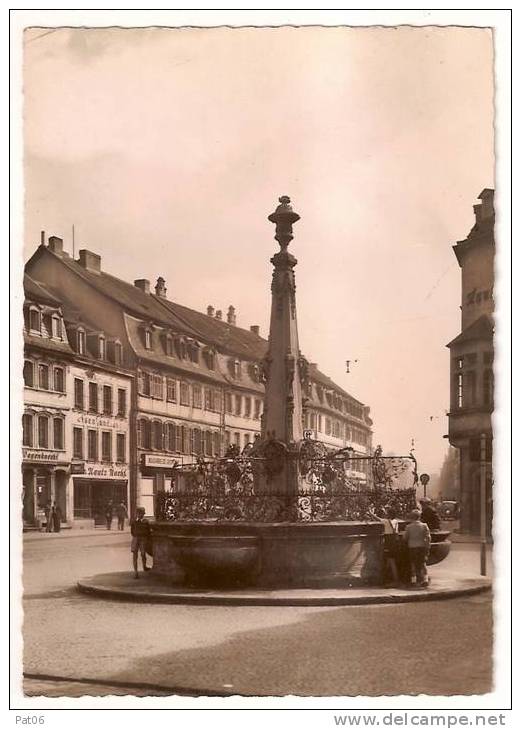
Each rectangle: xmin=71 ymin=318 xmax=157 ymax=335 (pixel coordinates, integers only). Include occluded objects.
xmin=22 ymin=25 xmax=494 ymax=474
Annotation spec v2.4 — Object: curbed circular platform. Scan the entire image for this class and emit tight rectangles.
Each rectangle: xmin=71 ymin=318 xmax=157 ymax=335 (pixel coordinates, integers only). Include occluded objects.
xmin=77 ymin=571 xmax=491 ymax=607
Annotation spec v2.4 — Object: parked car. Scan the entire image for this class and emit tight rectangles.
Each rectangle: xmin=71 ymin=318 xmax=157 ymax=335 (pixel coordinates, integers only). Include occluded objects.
xmin=437 ymin=500 xmax=460 ymax=520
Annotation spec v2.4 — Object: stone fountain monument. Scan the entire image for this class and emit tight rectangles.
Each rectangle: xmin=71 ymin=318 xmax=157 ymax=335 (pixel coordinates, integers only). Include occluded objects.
xmin=151 ymin=197 xmax=450 ymax=588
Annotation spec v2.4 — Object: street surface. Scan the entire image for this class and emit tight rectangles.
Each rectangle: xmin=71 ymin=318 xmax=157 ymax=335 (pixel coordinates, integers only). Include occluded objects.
xmin=21 ymin=529 xmax=493 ymax=697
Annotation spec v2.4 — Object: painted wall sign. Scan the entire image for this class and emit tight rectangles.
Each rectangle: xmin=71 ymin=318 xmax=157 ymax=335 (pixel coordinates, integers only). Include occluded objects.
xmin=23 ymin=449 xmax=62 ymax=463
xmin=143 ymin=454 xmax=178 ymax=468
xmin=73 ymin=413 xmax=128 ymax=430
xmin=73 ymin=463 xmax=128 ymax=480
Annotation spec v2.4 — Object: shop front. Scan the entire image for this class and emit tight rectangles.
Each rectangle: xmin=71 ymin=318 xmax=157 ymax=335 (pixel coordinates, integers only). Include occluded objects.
xmin=138 ymin=453 xmax=179 ymax=518
xmin=72 ymin=462 xmax=129 ymax=527
xmin=22 ymin=448 xmax=70 ymax=529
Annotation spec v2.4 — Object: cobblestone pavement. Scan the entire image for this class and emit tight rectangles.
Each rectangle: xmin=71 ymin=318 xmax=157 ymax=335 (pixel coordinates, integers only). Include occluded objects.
xmin=20 ymin=533 xmax=493 ymax=698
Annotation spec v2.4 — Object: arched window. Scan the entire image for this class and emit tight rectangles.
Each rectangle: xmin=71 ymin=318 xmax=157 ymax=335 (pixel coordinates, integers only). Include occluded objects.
xmin=213 ymin=431 xmax=221 ymax=457
xmin=139 ymin=419 xmax=152 ymax=450
xmin=22 ymin=413 xmax=33 ymax=447
xmin=153 ymin=421 xmax=164 ymax=450
xmin=38 ymin=415 xmax=49 ymax=448
xmin=53 ymin=418 xmax=64 ymax=450
xmin=53 ymin=366 xmax=65 ymax=393
xmin=23 ymin=360 xmax=34 ymax=387
xmin=165 ymin=423 xmax=175 ymax=452
xmin=192 ymin=428 xmax=202 ymax=455
xmin=38 ymin=363 xmax=49 ymax=390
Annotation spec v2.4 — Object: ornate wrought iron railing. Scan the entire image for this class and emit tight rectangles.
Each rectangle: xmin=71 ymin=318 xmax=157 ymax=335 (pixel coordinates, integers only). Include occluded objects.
xmin=154 ymin=441 xmax=419 ymax=523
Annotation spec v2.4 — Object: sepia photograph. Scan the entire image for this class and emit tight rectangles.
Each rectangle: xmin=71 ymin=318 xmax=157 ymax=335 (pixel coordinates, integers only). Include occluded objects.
xmin=10 ymin=8 xmax=512 ymax=714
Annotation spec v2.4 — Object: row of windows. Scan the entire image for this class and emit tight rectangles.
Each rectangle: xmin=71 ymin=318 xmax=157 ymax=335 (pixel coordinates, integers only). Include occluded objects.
xmin=138 ymin=371 xmax=263 ymax=418
xmin=25 ymin=308 xmax=63 ymax=340
xmin=142 ymin=330 xmax=218 ymax=368
xmin=72 ymin=427 xmax=126 ymax=463
xmin=453 ymin=369 xmax=494 ymax=409
xmin=137 ymin=419 xmax=221 ymax=457
xmin=314 ymin=385 xmax=364 ymax=419
xmin=73 ymin=379 xmax=127 ymax=416
xmin=22 ymin=413 xmax=64 ymax=450
xmin=304 ymin=412 xmax=369 ymax=446
xmin=24 ymin=361 xmax=65 ymax=393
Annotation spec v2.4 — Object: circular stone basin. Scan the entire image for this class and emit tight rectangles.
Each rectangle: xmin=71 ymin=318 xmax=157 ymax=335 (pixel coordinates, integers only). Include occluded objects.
xmin=427 ymin=531 xmax=451 ymax=566
xmin=169 ymin=534 xmax=260 ymax=587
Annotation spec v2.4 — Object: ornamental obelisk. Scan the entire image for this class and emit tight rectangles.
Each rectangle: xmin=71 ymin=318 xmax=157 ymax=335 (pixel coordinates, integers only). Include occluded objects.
xmin=256 ymin=196 xmax=308 ymax=496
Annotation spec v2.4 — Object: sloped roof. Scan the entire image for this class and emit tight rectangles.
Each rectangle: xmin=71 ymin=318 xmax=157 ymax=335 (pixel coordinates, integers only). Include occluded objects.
xmin=447 ymin=314 xmax=494 ymax=347
xmin=154 ymin=296 xmax=268 ymax=360
xmin=24 ymin=331 xmax=74 ymax=356
xmin=28 ymin=245 xmax=367 ymax=408
xmin=23 ymin=274 xmax=62 ymax=306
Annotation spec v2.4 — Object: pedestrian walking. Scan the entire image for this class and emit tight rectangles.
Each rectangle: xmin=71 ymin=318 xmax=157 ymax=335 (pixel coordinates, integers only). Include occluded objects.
xmin=130 ymin=507 xmax=151 ymax=579
xmin=116 ymin=501 xmax=128 ymax=531
xmin=105 ymin=501 xmax=114 ymax=530
xmin=52 ymin=503 xmax=62 ymax=532
xmin=404 ymin=508 xmax=431 ymax=587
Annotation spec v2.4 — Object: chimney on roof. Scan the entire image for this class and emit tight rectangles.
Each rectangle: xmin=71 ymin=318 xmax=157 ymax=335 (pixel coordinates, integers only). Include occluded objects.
xmin=155 ymin=277 xmax=167 ymax=298
xmin=207 ymin=305 xmax=215 ymax=317
xmin=134 ymin=279 xmax=150 ymax=294
xmin=250 ymin=325 xmax=260 ymax=336
xmin=78 ymin=249 xmax=101 ymax=273
xmin=309 ymin=362 xmax=318 ymax=371
xmin=48 ymin=236 xmax=63 ymax=255
xmin=227 ymin=305 xmax=236 ymax=326
xmin=479 ymin=189 xmax=494 ymax=220
xmin=215 ymin=310 xmax=222 ymax=320
xmin=40 ymin=231 xmax=45 ymax=247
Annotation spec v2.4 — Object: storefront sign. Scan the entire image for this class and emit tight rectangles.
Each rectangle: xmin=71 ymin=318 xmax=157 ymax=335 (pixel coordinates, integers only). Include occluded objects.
xmin=73 ymin=414 xmax=127 ymax=430
xmin=74 ymin=463 xmax=128 ymax=479
xmin=23 ymin=449 xmax=61 ymax=463
xmin=70 ymin=462 xmax=85 ymax=474
xmin=143 ymin=454 xmax=178 ymax=468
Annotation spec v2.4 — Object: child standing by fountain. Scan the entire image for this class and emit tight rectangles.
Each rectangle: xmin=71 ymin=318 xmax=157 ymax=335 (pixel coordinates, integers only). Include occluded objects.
xmin=130 ymin=507 xmax=151 ymax=579
xmin=404 ymin=509 xmax=431 ymax=587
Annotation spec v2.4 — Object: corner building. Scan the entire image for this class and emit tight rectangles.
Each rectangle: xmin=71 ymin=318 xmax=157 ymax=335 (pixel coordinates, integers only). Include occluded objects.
xmin=447 ymin=189 xmax=494 ymax=535
xmin=25 ymin=235 xmax=374 ymax=517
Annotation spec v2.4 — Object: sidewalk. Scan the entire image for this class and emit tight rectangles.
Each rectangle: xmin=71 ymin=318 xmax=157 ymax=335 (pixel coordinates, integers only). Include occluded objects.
xmin=23 ymin=527 xmax=130 ymax=542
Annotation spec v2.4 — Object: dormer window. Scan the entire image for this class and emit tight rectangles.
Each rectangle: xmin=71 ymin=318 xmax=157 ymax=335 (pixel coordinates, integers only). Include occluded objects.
xmin=99 ymin=335 xmax=106 ymax=360
xmin=250 ymin=363 xmax=260 ymax=382
xmin=114 ymin=342 xmax=123 ymax=365
xmin=144 ymin=330 xmax=152 ymax=350
xmin=77 ymin=329 xmax=86 ymax=355
xmin=165 ymin=335 xmax=174 ymax=357
xmin=230 ymin=359 xmax=241 ymax=379
xmin=51 ymin=315 xmax=62 ymax=339
xmin=29 ymin=308 xmax=41 ymax=333
xmin=175 ymin=337 xmax=187 ymax=360
xmin=187 ymin=341 xmax=200 ymax=364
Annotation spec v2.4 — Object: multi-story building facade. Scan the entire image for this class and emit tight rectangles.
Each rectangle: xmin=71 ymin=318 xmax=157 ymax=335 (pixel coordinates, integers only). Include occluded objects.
xmin=22 ymin=275 xmax=73 ymax=528
xmin=447 ymin=189 xmax=494 ymax=535
xmin=24 ymin=234 xmax=374 ymax=518
xmin=23 ymin=260 xmax=133 ymax=529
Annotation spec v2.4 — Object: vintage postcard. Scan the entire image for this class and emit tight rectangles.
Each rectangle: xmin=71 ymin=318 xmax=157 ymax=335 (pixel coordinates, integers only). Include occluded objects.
xmin=9 ymin=8 xmax=512 ymax=721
